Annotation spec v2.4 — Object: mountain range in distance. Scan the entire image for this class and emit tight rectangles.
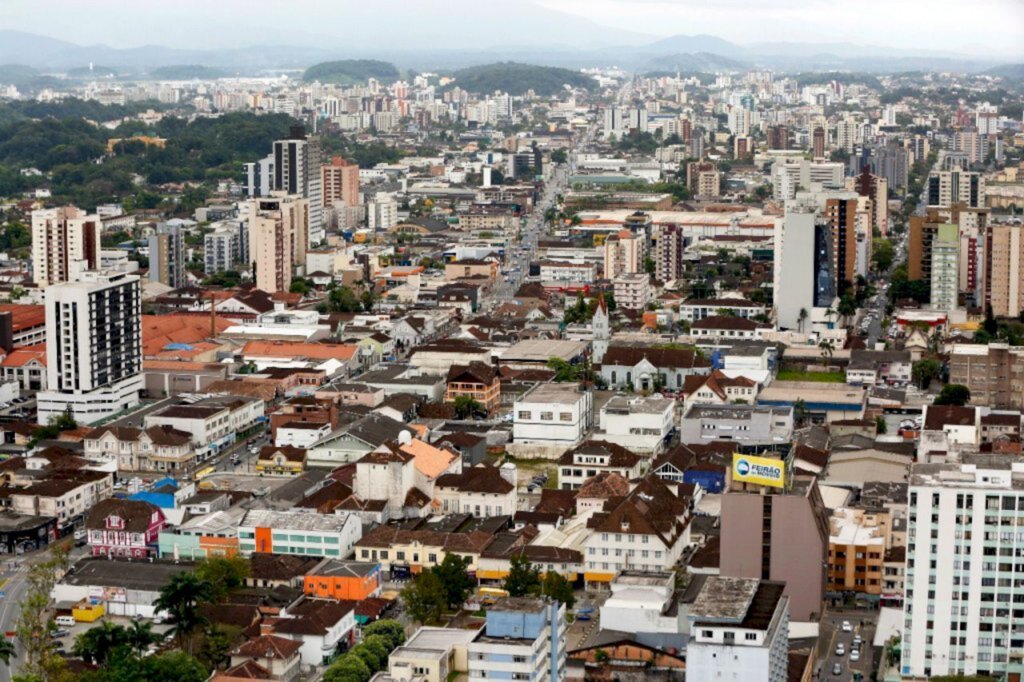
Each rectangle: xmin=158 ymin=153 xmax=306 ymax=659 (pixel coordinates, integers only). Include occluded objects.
xmin=0 ymin=29 xmax=1018 ymax=79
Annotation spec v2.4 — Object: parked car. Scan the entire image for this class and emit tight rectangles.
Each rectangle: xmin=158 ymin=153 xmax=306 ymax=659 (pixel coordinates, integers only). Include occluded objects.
xmin=841 ymin=620 xmax=853 ymax=632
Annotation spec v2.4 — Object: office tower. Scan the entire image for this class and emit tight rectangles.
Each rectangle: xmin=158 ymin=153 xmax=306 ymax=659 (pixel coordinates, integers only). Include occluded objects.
xmin=204 ymin=227 xmax=242 ymax=275
xmin=975 ymin=102 xmax=999 ymax=136
xmin=901 ymin=458 xmax=1024 ymax=679
xmin=247 ymin=195 xmax=309 ymax=294
xmin=905 ymin=135 xmax=930 ymax=164
xmin=774 ymin=203 xmax=839 ymax=330
xmin=767 ymin=125 xmax=789 ymax=150
xmin=245 ymin=154 xmax=274 ymax=198
xmin=812 ymin=126 xmax=826 ymax=159
xmin=927 ymin=170 xmax=985 ymax=208
xmin=31 ymin=206 xmax=101 ymax=288
xmin=929 ymin=223 xmax=959 ymax=311
xmin=687 ymin=578 xmax=789 ymax=682
xmin=771 ymin=159 xmax=844 ymax=200
xmin=147 ymin=223 xmax=185 ymax=289
xmin=650 ymin=223 xmax=688 ymax=283
xmin=720 ymin=461 xmax=830 ymax=621
xmin=37 ymin=272 xmax=143 ymax=424
xmin=468 ymin=597 xmax=566 ymax=682
xmin=603 ymin=229 xmax=644 ymax=279
xmin=321 ymin=156 xmax=359 ymax=210
xmin=272 ymin=126 xmax=324 ymax=245
xmin=984 ymin=223 xmax=1024 ymax=317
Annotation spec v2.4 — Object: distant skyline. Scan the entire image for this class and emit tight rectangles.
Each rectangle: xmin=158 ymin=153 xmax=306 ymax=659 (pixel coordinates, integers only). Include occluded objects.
xmin=1 ymin=0 xmax=1021 ymax=59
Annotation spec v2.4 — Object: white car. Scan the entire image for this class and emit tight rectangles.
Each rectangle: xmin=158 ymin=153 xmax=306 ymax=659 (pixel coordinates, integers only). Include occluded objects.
xmin=841 ymin=620 xmax=853 ymax=632
xmin=835 ymin=643 xmax=845 ymax=656
xmin=850 ymin=649 xmax=861 ymax=662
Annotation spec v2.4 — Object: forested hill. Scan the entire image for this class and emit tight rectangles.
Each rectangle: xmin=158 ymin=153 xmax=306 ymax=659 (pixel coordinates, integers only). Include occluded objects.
xmin=448 ymin=62 xmax=597 ymax=96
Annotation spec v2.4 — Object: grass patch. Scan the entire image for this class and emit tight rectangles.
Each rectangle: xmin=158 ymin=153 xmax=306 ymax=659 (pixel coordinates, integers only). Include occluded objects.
xmin=776 ymin=369 xmax=846 ymax=383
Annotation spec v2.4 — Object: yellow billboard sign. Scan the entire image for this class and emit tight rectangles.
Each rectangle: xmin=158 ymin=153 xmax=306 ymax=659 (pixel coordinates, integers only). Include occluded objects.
xmin=732 ymin=453 xmax=786 ymax=488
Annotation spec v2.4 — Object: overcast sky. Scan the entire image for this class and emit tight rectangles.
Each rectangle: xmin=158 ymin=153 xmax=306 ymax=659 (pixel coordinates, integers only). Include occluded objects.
xmin=2 ymin=0 xmax=1021 ymax=57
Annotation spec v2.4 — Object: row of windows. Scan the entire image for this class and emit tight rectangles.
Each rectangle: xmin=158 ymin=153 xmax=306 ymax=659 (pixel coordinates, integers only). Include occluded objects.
xmin=517 ymin=411 xmax=573 ymax=422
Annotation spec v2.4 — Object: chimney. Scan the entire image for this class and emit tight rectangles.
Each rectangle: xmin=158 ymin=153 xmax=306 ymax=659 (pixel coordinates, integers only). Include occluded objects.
xmin=398 ymin=430 xmax=412 ymax=445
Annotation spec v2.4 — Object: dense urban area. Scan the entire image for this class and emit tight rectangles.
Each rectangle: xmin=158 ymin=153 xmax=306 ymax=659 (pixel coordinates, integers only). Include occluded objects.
xmin=0 ymin=19 xmax=1020 ymax=682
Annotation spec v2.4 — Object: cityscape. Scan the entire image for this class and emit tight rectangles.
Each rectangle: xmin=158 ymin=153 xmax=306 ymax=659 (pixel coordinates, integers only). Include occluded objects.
xmin=0 ymin=1 xmax=1021 ymax=681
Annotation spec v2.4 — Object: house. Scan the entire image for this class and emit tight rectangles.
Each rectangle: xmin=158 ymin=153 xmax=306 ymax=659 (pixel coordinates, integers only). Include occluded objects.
xmin=432 ymin=432 xmax=488 ymax=467
xmin=512 ymin=383 xmax=593 ymax=447
xmin=305 ymin=413 xmax=408 ymax=467
xmin=599 ymin=345 xmax=712 ymax=392
xmin=690 ymin=315 xmax=767 ymax=343
xmin=582 ymin=475 xmax=694 ymax=587
xmin=651 ymin=442 xmax=734 ymax=494
xmin=917 ymin=405 xmax=980 ymax=462
xmin=351 ymin=436 xmax=461 ymax=519
xmin=845 ymin=349 xmax=913 ymax=386
xmin=558 ymin=441 xmax=643 ymax=490
xmin=576 ymin=472 xmax=631 ymax=514
xmin=247 ymin=552 xmax=324 ymax=589
xmin=681 ymin=370 xmax=759 ymax=410
xmin=445 ymin=362 xmax=500 ymax=414
xmin=303 ymin=559 xmax=382 ymax=601
xmin=10 ymin=471 xmax=114 ymax=534
xmin=435 ymin=464 xmax=517 ymax=517
xmin=255 ymin=446 xmax=308 ymax=475
xmin=83 ymin=425 xmax=193 ymax=473
xmin=227 ymin=635 xmax=302 ymax=681
xmin=272 ymin=597 xmax=358 ymax=666
xmin=679 ymin=297 xmax=767 ymax=323
xmin=85 ymin=498 xmax=166 ymax=558
xmin=0 ymin=343 xmax=47 ymax=391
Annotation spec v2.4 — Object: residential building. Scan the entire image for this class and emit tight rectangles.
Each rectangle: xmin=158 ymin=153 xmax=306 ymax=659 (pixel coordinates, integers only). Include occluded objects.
xmin=827 ymin=507 xmax=886 ymax=597
xmin=513 ymin=383 xmax=593 ymax=447
xmin=204 ymin=224 xmax=244 ymax=274
xmin=679 ymin=404 xmax=793 ymax=446
xmin=901 ymin=457 xmax=1024 ymax=679
xmin=582 ymin=475 xmax=693 ymax=586
xmin=31 ymin=206 xmax=100 ymax=288
xmin=321 ymin=156 xmax=359 ymax=209
xmin=237 ymin=509 xmax=362 ymax=559
xmin=272 ymin=126 xmax=324 ymax=244
xmin=228 ymin=635 xmax=302 ymax=681
xmin=83 ymin=425 xmax=193 ymax=473
xmin=11 ymin=471 xmax=113 ymax=534
xmin=558 ymin=441 xmax=643 ymax=490
xmin=144 ymin=395 xmax=264 ymax=460
xmin=246 ymin=194 xmax=310 ymax=294
xmin=930 ymin=222 xmax=960 ymax=311
xmin=147 ymin=222 xmax=185 ymax=289
xmin=679 ymin=297 xmax=767 ymax=323
xmin=539 ymin=261 xmax=595 ymax=284
xmin=352 ymin=436 xmax=460 ymax=519
xmin=435 ymin=464 xmax=517 ymax=517
xmin=984 ymin=222 xmax=1024 ymax=317
xmin=303 ymin=559 xmax=382 ymax=601
xmin=37 ymin=272 xmax=143 ymax=425
xmin=774 ymin=205 xmax=835 ymax=330
xmin=85 ymin=498 xmax=166 ymax=558
xmin=387 ymin=627 xmax=479 ymax=682
xmin=720 ymin=470 xmax=830 ymax=620
xmin=603 ymin=229 xmax=644 ymax=279
xmin=771 ymin=159 xmax=844 ymax=200
xmin=445 ymin=362 xmax=500 ymax=413
xmin=845 ymin=349 xmax=913 ymax=386
xmin=650 ymin=223 xmax=688 ymax=282
xmin=597 ymin=394 xmax=674 ymax=454
xmin=467 ymin=597 xmax=567 ymax=682
xmin=682 ymin=370 xmax=759 ymax=410
xmin=948 ymin=343 xmax=1024 ymax=408
xmin=612 ymin=272 xmax=651 ymax=310
xmin=245 ymin=154 xmax=274 ymax=198
xmin=687 ymin=577 xmax=789 ymax=682
xmin=927 ymin=170 xmax=985 ymax=208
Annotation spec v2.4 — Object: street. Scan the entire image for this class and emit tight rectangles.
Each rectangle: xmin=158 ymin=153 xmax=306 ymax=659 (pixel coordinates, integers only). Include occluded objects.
xmin=817 ymin=609 xmax=878 ymax=681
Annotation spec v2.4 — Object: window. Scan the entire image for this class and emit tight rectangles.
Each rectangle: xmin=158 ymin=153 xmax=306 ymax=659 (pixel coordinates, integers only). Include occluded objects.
xmin=540 ymin=412 xmax=553 ymax=421
xmin=745 ymin=633 xmax=757 ymax=641
xmin=518 ymin=411 xmax=531 ymax=420
xmin=560 ymin=412 xmax=572 ymax=422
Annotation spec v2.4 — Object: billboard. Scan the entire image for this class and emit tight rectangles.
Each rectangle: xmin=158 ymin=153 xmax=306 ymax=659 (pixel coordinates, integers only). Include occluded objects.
xmin=732 ymin=453 xmax=786 ymax=488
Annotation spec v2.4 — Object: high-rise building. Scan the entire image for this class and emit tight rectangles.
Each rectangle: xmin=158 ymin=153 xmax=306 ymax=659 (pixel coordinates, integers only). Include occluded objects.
xmin=835 ymin=117 xmax=859 ymax=152
xmin=272 ymin=126 xmax=324 ymax=245
xmin=927 ymin=170 xmax=985 ymax=208
xmin=901 ymin=457 xmax=1024 ymax=679
xmin=774 ymin=205 xmax=836 ymax=330
xmin=767 ymin=124 xmax=789 ymax=150
xmin=367 ymin=197 xmax=398 ymax=231
xmin=975 ymin=102 xmax=999 ymax=136
xmin=851 ymin=143 xmax=910 ymax=191
xmin=687 ymin=577 xmax=790 ymax=682
xmin=603 ymin=229 xmax=644 ymax=279
xmin=650 ymin=223 xmax=688 ymax=283
xmin=812 ymin=126 xmax=826 ymax=160
xmin=245 ymin=154 xmax=274 ymax=198
xmin=984 ymin=223 xmax=1024 ymax=318
xmin=696 ymin=170 xmax=721 ymax=197
xmin=247 ymin=195 xmax=309 ymax=294
xmin=720 ymin=456 xmax=830 ymax=621
xmin=824 ymin=196 xmax=860 ymax=291
xmin=31 ymin=206 xmax=101 ymax=288
xmin=147 ymin=223 xmax=185 ymax=289
xmin=954 ymin=129 xmax=986 ymax=165
xmin=849 ymin=167 xmax=890 ymax=236
xmin=771 ymin=159 xmax=844 ymax=200
xmin=321 ymin=156 xmax=360 ymax=209
xmin=37 ymin=271 xmax=143 ymax=424
xmin=204 ymin=227 xmax=242 ymax=276
xmin=905 ymin=135 xmax=930 ymax=164
xmin=467 ymin=597 xmax=566 ymax=682
xmin=929 ymin=223 xmax=960 ymax=312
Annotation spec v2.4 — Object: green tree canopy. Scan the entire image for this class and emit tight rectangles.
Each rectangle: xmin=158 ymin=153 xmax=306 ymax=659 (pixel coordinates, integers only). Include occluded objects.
xmin=934 ymin=384 xmax=971 ymax=406
xmin=401 ymin=571 xmax=446 ymax=625
xmin=504 ymin=554 xmax=541 ymax=597
xmin=431 ymin=553 xmax=476 ymax=609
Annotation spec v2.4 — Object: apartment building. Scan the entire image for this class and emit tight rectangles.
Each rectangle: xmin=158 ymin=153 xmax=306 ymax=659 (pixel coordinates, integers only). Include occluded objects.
xmin=246 ymin=194 xmax=310 ymax=293
xmin=687 ymin=577 xmax=790 ymax=682
xmin=901 ymin=457 xmax=1024 ymax=679
xmin=31 ymin=206 xmax=101 ymax=288
xmin=827 ymin=507 xmax=886 ymax=597
xmin=603 ymin=229 xmax=644 ymax=279
xmin=272 ymin=127 xmax=324 ymax=244
xmin=204 ymin=223 xmax=245 ymax=274
xmin=467 ymin=598 xmax=567 ymax=682
xmin=147 ymin=222 xmax=185 ymax=289
xmin=984 ymin=223 xmax=1024 ymax=317
xmin=558 ymin=440 xmax=643 ymax=490
xmin=144 ymin=394 xmax=264 ymax=459
xmin=612 ymin=272 xmax=651 ymax=310
xmin=320 ymin=156 xmax=359 ymax=209
xmin=37 ymin=272 xmax=143 ymax=425
xmin=927 ymin=170 xmax=985 ymax=209
xmin=948 ymin=343 xmax=1024 ymax=408
xmin=237 ymin=509 xmax=362 ymax=559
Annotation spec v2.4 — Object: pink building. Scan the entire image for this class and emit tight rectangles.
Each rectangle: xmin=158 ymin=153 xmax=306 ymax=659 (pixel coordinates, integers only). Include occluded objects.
xmin=85 ymin=498 xmax=166 ymax=558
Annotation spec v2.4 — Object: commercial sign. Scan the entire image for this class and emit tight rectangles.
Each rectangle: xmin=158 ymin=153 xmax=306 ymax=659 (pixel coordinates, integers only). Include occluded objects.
xmin=732 ymin=453 xmax=786 ymax=488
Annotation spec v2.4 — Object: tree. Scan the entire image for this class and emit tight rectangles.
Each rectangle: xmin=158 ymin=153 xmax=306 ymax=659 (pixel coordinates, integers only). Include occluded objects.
xmin=0 ymin=637 xmax=15 ymax=667
xmin=324 ymin=653 xmax=372 ymax=682
xmin=361 ymin=620 xmax=405 ymax=650
xmin=197 ymin=625 xmax=236 ymax=671
xmin=126 ymin=620 xmax=160 ymax=657
xmin=431 ymin=553 xmax=475 ymax=609
xmin=550 ymin=149 xmax=568 ymax=164
xmin=644 ymin=257 xmax=656 ymax=275
xmin=818 ymin=339 xmax=835 ymax=365
xmin=401 ymin=571 xmax=446 ymax=625
xmin=289 ymin=279 xmax=310 ymax=295
xmin=360 ymin=636 xmax=390 ymax=668
xmin=349 ymin=644 xmax=382 ymax=673
xmin=797 ymin=307 xmax=809 ymax=333
xmin=875 ymin=416 xmax=887 ymax=435
xmin=73 ymin=621 xmax=128 ymax=664
xmin=539 ymin=571 xmax=575 ymax=609
xmin=503 ymin=554 xmax=541 ymax=598
xmin=934 ymin=384 xmax=971 ymax=406
xmin=195 ymin=556 xmax=250 ymax=601
xmin=452 ymin=395 xmax=483 ymax=420
xmin=793 ymin=398 xmax=808 ymax=427
xmin=323 ymin=285 xmax=363 ymax=313
xmin=984 ymin=306 xmax=999 ymax=335
xmin=16 ymin=544 xmax=71 ymax=681
xmin=871 ymin=238 xmax=894 ymax=272
xmin=154 ymin=572 xmax=214 ymax=655
xmin=547 ymin=357 xmax=585 ymax=383
xmin=837 ymin=296 xmax=858 ymax=328
xmin=912 ymin=359 xmax=941 ymax=390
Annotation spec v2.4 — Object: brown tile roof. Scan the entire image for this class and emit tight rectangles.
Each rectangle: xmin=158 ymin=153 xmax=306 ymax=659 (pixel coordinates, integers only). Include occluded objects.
xmin=577 ymin=472 xmax=630 ymax=499
xmin=691 ymin=315 xmax=760 ymax=331
xmin=924 ymin=405 xmax=976 ymax=430
xmin=447 ymin=361 xmax=498 ymax=385
xmin=85 ymin=498 xmax=162 ymax=533
xmin=249 ymin=553 xmax=322 ymax=582
xmin=600 ymin=345 xmax=711 ymax=370
xmin=535 ymin=488 xmax=577 ymax=515
xmin=356 ymin=524 xmax=494 ymax=554
xmin=560 ymin=440 xmax=641 ymax=468
xmin=586 ymin=475 xmax=692 ymax=547
xmin=232 ymin=634 xmax=302 ymax=660
xmin=436 ymin=466 xmax=514 ymax=495
xmin=272 ymin=598 xmax=355 ymax=636
xmin=218 ymin=660 xmax=272 ymax=680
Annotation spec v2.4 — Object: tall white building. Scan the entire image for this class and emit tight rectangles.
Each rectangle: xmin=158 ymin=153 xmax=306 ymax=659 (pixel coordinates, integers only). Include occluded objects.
xmin=244 ymin=154 xmax=274 ymax=198
xmin=367 ymin=197 xmax=398 ymax=231
xmin=37 ymin=272 xmax=143 ymax=425
xmin=901 ymin=457 xmax=1024 ymax=679
xmin=774 ymin=205 xmax=836 ymax=330
xmin=272 ymin=127 xmax=324 ymax=245
xmin=31 ymin=206 xmax=101 ymax=288
xmin=687 ymin=577 xmax=790 ymax=682
xmin=771 ymin=159 xmax=845 ymax=200
xmin=927 ymin=170 xmax=986 ymax=209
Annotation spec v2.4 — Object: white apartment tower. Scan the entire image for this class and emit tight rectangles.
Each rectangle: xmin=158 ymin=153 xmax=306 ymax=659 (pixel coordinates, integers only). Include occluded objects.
xmin=901 ymin=457 xmax=1024 ymax=679
xmin=37 ymin=272 xmax=143 ymax=424
xmin=31 ymin=206 xmax=101 ymax=288
xmin=272 ymin=127 xmax=324 ymax=245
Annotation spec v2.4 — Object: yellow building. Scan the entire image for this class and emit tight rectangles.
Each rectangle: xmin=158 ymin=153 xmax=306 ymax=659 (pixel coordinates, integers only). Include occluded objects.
xmin=255 ymin=446 xmax=307 ymax=475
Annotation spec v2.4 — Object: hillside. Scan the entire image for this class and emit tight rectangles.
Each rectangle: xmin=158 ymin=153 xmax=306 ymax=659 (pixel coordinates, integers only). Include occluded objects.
xmin=303 ymin=60 xmax=399 ymax=85
xmin=449 ymin=62 xmax=597 ymax=96
xmin=645 ymin=52 xmax=747 ymax=72
xmin=150 ymin=65 xmax=228 ymax=80
xmin=986 ymin=63 xmax=1024 ymax=81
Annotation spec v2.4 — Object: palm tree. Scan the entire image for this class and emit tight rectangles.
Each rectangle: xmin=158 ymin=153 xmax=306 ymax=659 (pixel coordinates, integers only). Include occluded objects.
xmin=72 ymin=621 xmax=126 ymax=665
xmin=824 ymin=307 xmax=837 ymax=328
xmin=819 ymin=339 xmax=835 ymax=366
xmin=126 ymin=620 xmax=159 ymax=656
xmin=0 ymin=637 xmax=15 ymax=667
xmin=797 ymin=308 xmax=809 ymax=333
xmin=154 ymin=572 xmax=213 ymax=655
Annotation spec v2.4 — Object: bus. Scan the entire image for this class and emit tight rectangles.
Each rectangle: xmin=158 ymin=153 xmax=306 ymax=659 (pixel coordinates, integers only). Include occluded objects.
xmin=477 ymin=587 xmax=510 ymax=606
xmin=194 ymin=466 xmax=216 ymax=482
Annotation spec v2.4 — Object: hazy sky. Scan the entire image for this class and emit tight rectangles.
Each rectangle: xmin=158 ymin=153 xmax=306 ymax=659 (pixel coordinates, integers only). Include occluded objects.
xmin=2 ymin=0 xmax=1021 ymax=57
